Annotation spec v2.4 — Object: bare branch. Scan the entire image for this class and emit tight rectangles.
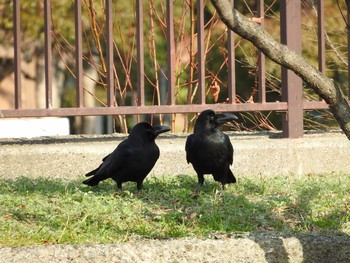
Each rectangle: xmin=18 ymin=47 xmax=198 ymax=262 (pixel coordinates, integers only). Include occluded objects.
xmin=210 ymin=0 xmax=350 ymax=139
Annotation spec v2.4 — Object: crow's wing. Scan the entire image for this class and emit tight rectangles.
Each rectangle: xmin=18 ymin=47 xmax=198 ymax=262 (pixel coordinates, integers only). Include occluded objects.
xmin=85 ymin=153 xmax=111 ymax=177
xmin=185 ymin=134 xmax=195 ymax=164
xmin=101 ymin=154 xmax=110 ymax=162
xmin=224 ymin=133 xmax=233 ymax=165
xmin=94 ymin=140 xmax=132 ymax=177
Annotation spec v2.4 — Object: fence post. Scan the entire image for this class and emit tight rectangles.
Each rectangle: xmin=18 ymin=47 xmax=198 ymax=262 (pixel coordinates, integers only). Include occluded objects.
xmin=13 ymin=0 xmax=22 ymax=109
xmin=75 ymin=0 xmax=83 ymax=108
xmin=346 ymin=1 xmax=350 ymax=99
xmin=136 ymin=0 xmax=145 ymax=106
xmin=280 ymin=0 xmax=303 ymax=138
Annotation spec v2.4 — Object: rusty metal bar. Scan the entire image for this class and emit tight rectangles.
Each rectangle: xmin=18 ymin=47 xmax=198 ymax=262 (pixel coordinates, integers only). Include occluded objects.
xmin=0 ymin=102 xmax=289 ymax=118
xmin=347 ymin=1 xmax=350 ymax=99
xmin=166 ymin=0 xmax=175 ymax=105
xmin=280 ymin=0 xmax=303 ymax=138
xmin=257 ymin=0 xmax=266 ymax=103
xmin=317 ymin=0 xmax=325 ymax=74
xmin=44 ymin=0 xmax=52 ymax=109
xmin=106 ymin=0 xmax=114 ymax=107
xmin=3 ymin=0 xmax=341 ymax=135
xmin=303 ymin=100 xmax=329 ymax=110
xmin=197 ymin=0 xmax=205 ymax=104
xmin=13 ymin=0 xmax=21 ymax=109
xmin=75 ymin=0 xmax=83 ymax=108
xmin=2 ymin=100 xmax=334 ymax=118
xmin=227 ymin=0 xmax=235 ymax=103
xmin=136 ymin=0 xmax=145 ymax=106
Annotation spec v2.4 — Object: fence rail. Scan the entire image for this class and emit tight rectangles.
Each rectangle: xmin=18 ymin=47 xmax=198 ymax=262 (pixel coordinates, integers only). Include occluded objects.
xmin=0 ymin=0 xmax=347 ymax=138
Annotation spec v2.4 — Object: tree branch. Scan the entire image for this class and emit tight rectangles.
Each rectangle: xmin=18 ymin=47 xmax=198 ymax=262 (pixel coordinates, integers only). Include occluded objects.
xmin=210 ymin=0 xmax=350 ymax=139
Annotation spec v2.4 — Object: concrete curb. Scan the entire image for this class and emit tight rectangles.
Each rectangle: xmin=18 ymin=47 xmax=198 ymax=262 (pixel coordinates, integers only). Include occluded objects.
xmin=1 ymin=234 xmax=350 ymax=263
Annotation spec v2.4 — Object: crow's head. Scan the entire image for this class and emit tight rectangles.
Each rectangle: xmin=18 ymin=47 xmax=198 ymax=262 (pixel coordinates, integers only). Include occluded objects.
xmin=130 ymin=122 xmax=170 ymax=141
xmin=194 ymin=109 xmax=238 ymax=132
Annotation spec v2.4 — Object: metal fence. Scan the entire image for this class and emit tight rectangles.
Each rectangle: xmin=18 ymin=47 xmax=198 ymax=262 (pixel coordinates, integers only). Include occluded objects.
xmin=0 ymin=0 xmax=348 ymax=138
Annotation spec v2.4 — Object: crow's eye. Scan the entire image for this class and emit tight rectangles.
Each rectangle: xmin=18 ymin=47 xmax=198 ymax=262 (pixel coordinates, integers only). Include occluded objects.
xmin=208 ymin=115 xmax=215 ymax=121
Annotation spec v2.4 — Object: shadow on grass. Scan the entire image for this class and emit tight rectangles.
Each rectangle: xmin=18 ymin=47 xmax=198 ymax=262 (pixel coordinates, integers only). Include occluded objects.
xmin=1 ymin=175 xmax=349 ymax=261
xmin=139 ymin=174 xmax=350 ymax=263
xmin=0 ymin=176 xmax=116 ymax=196
xmin=245 ymin=176 xmax=350 ymax=263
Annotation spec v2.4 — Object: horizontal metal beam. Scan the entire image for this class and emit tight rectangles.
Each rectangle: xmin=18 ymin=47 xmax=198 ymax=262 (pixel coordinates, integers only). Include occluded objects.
xmin=303 ymin=101 xmax=329 ymax=110
xmin=1 ymin=102 xmax=289 ymax=118
xmin=0 ymin=100 xmax=333 ymax=119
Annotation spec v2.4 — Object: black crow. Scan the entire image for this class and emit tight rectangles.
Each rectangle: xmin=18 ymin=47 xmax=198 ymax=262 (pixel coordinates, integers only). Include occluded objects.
xmin=185 ymin=109 xmax=238 ymax=190
xmin=83 ymin=122 xmax=170 ymax=190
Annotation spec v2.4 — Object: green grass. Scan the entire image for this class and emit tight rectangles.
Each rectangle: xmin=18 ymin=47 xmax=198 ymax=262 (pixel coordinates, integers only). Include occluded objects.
xmin=0 ymin=173 xmax=349 ymax=246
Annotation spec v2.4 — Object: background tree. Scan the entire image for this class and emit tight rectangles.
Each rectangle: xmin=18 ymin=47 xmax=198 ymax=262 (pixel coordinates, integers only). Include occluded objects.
xmin=210 ymin=0 xmax=350 ymax=139
xmin=0 ymin=0 xmax=348 ymax=134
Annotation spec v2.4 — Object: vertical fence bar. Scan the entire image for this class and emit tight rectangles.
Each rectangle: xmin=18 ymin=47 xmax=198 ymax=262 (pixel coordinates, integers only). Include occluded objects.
xmin=166 ymin=0 xmax=176 ymax=131
xmin=280 ymin=0 xmax=303 ymax=138
xmin=197 ymin=0 xmax=205 ymax=104
xmin=347 ymin=1 xmax=350 ymax=99
xmin=75 ymin=0 xmax=83 ymax=108
xmin=257 ymin=0 xmax=266 ymax=103
xmin=166 ymin=0 xmax=175 ymax=106
xmin=317 ymin=0 xmax=326 ymax=74
xmin=106 ymin=0 xmax=114 ymax=107
xmin=227 ymin=0 xmax=235 ymax=103
xmin=13 ymin=0 xmax=22 ymax=109
xmin=44 ymin=0 xmax=52 ymax=109
xmin=317 ymin=0 xmax=325 ymax=73
xmin=136 ymin=0 xmax=144 ymax=106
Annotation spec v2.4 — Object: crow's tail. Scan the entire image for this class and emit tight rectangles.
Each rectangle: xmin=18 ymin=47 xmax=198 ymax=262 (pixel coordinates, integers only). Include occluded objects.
xmin=226 ymin=170 xmax=236 ymax=184
xmin=82 ymin=176 xmax=100 ymax=186
xmin=85 ymin=167 xmax=99 ymax=177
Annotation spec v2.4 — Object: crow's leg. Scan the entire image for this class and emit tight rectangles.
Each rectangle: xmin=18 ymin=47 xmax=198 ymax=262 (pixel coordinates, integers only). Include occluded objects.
xmin=221 ymin=182 xmax=226 ymax=190
xmin=197 ymin=174 xmax=205 ymax=192
xmin=116 ymin=181 xmax=123 ymax=191
xmin=221 ymin=175 xmax=226 ymax=190
xmin=136 ymin=181 xmax=143 ymax=192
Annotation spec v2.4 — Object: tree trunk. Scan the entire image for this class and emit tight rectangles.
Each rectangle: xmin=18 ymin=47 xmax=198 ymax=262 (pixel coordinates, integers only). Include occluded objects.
xmin=210 ymin=0 xmax=350 ymax=140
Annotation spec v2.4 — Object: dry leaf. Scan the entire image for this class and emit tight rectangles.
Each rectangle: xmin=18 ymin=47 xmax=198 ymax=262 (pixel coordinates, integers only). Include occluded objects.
xmin=210 ymin=81 xmax=220 ymax=102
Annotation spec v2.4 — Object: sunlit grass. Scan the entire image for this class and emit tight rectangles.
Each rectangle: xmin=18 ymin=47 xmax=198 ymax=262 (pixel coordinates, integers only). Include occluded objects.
xmin=0 ymin=173 xmax=349 ymax=247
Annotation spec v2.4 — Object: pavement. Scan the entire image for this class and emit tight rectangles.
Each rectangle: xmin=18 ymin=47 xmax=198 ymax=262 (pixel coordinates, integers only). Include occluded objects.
xmin=1 ymin=131 xmax=350 ymax=180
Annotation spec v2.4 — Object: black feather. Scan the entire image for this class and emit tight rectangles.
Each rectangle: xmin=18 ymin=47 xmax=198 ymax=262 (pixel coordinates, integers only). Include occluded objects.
xmin=185 ymin=109 xmax=237 ymax=190
xmin=83 ymin=122 xmax=170 ymax=190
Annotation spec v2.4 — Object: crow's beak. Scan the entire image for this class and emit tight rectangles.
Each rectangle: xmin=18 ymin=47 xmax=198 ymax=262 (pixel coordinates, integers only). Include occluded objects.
xmin=152 ymin=125 xmax=171 ymax=136
xmin=216 ymin=113 xmax=238 ymax=124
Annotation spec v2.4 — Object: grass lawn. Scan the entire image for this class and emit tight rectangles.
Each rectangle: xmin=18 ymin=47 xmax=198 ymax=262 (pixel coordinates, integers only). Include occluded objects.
xmin=0 ymin=173 xmax=349 ymax=246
